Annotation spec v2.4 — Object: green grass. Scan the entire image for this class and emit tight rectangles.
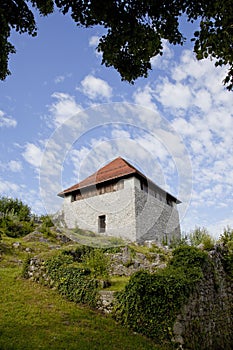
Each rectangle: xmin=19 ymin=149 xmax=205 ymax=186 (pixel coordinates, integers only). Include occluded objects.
xmin=65 ymin=228 xmax=126 ymax=248
xmin=105 ymin=276 xmax=130 ymax=291
xmin=0 ymin=236 xmax=165 ymax=350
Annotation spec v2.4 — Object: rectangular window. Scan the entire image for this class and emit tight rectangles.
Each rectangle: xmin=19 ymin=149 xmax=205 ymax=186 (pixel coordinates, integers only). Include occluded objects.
xmin=98 ymin=215 xmax=106 ymax=233
xmin=140 ymin=179 xmax=148 ymax=193
xmin=166 ymin=194 xmax=173 ymax=207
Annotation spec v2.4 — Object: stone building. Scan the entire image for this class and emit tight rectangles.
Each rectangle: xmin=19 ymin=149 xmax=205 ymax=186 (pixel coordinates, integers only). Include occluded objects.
xmin=58 ymin=157 xmax=181 ymax=243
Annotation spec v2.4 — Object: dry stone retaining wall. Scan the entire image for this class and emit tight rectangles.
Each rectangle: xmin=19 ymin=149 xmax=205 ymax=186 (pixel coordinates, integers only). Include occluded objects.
xmin=172 ymin=249 xmax=233 ymax=350
xmin=25 ymin=247 xmax=233 ymax=350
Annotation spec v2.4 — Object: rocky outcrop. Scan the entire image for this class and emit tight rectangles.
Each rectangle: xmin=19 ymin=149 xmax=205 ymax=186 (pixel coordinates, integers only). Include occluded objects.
xmin=109 ymin=246 xmax=168 ymax=276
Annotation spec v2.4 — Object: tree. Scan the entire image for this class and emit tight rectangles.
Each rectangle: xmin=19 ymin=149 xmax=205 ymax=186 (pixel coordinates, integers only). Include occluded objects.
xmin=1 ymin=0 xmax=233 ymax=90
xmin=0 ymin=197 xmax=34 ymax=237
xmin=0 ymin=196 xmax=32 ymax=221
xmin=188 ymin=226 xmax=215 ymax=250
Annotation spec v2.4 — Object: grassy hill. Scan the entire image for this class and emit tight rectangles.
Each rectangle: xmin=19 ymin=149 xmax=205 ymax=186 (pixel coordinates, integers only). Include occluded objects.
xmin=0 ymin=232 xmax=167 ymax=350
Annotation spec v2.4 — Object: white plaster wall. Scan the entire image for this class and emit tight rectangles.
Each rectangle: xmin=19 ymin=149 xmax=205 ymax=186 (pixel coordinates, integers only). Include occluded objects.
xmin=62 ymin=179 xmax=137 ymax=241
xmin=62 ymin=176 xmax=181 ymax=243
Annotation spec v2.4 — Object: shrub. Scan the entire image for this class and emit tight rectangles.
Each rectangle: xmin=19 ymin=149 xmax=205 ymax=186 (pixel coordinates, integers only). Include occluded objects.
xmin=0 ymin=197 xmax=34 ymax=238
xmin=170 ymin=245 xmax=209 ymax=272
xmin=219 ymin=226 xmax=233 ymax=246
xmin=0 ymin=214 xmax=34 ymax=238
xmin=40 ymin=215 xmax=54 ymax=227
xmin=169 ymin=234 xmax=189 ymax=249
xmin=219 ymin=227 xmax=233 ymax=279
xmin=113 ymin=246 xmax=210 ymax=344
xmin=62 ymin=245 xmax=94 ymax=262
xmin=188 ymin=227 xmax=215 ymax=250
xmin=83 ymin=248 xmax=110 ymax=279
xmin=0 ymin=197 xmax=32 ymax=221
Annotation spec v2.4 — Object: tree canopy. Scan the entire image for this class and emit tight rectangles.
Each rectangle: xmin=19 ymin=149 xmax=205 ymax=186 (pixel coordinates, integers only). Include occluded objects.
xmin=1 ymin=0 xmax=233 ymax=90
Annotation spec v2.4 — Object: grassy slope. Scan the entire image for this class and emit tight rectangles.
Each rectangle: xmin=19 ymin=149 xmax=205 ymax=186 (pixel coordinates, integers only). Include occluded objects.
xmin=0 ymin=235 xmax=165 ymax=350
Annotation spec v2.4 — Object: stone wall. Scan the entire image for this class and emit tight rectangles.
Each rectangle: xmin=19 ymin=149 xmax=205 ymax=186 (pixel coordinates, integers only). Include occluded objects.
xmin=61 ymin=176 xmax=181 ymax=244
xmin=172 ymin=248 xmax=233 ymax=350
xmin=62 ymin=182 xmax=137 ymax=242
xmin=25 ymin=246 xmax=233 ymax=349
xmin=135 ymin=187 xmax=181 ymax=244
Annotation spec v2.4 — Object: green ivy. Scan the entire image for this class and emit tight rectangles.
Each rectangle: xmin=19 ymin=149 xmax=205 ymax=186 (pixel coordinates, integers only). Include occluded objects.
xmin=113 ymin=246 xmax=210 ymax=344
xmin=56 ymin=266 xmax=98 ymax=306
xmin=44 ymin=253 xmax=99 ymax=307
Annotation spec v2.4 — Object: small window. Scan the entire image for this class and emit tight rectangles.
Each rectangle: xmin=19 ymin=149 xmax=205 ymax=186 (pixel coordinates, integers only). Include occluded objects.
xmin=166 ymin=195 xmax=173 ymax=207
xmin=140 ymin=179 xmax=148 ymax=193
xmin=98 ymin=215 xmax=106 ymax=233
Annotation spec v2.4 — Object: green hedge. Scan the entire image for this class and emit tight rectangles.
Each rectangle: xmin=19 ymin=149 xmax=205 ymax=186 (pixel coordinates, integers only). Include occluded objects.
xmin=113 ymin=246 xmax=209 ymax=344
xmin=44 ymin=253 xmax=99 ymax=307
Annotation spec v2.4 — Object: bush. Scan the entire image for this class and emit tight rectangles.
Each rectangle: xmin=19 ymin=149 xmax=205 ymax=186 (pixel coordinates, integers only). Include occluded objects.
xmin=0 ymin=215 xmax=34 ymax=238
xmin=62 ymin=245 xmax=94 ymax=262
xmin=219 ymin=227 xmax=233 ymax=279
xmin=113 ymin=246 xmax=210 ymax=343
xmin=40 ymin=215 xmax=54 ymax=227
xmin=188 ymin=227 xmax=215 ymax=250
xmin=0 ymin=197 xmax=34 ymax=238
xmin=169 ymin=234 xmax=188 ymax=249
xmin=83 ymin=248 xmax=110 ymax=279
xmin=0 ymin=197 xmax=32 ymax=221
xmin=219 ymin=226 xmax=233 ymax=246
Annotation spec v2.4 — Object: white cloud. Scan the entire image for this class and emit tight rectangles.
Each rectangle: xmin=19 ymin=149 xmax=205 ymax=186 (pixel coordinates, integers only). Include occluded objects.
xmin=89 ymin=36 xmax=100 ymax=47
xmin=133 ymin=85 xmax=158 ymax=112
xmin=48 ymin=92 xmax=83 ymax=127
xmin=150 ymin=39 xmax=174 ymax=68
xmin=22 ymin=143 xmax=43 ymax=168
xmin=54 ymin=73 xmax=71 ymax=84
xmin=0 ymin=110 xmax=17 ymax=128
xmin=88 ymin=35 xmax=102 ymax=58
xmin=8 ymin=160 xmax=22 ymax=172
xmin=54 ymin=75 xmax=65 ymax=84
xmin=79 ymin=75 xmax=112 ymax=100
xmin=0 ymin=178 xmax=19 ymax=193
xmin=154 ymin=78 xmax=192 ymax=110
xmin=0 ymin=160 xmax=22 ymax=173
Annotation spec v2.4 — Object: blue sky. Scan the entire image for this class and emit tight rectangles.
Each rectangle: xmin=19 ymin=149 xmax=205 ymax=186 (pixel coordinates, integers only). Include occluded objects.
xmin=0 ymin=9 xmax=232 ymax=238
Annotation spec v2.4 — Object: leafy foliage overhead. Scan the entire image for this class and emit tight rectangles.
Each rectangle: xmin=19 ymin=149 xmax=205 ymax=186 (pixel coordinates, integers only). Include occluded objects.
xmin=1 ymin=0 xmax=233 ymax=90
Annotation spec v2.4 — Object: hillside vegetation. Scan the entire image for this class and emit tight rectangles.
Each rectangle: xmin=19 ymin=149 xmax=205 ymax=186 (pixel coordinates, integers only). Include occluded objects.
xmin=1 ymin=197 xmax=233 ymax=349
xmin=0 ymin=232 xmax=165 ymax=350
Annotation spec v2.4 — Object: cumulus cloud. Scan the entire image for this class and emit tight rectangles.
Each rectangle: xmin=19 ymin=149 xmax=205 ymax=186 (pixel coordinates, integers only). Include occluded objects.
xmin=0 ymin=110 xmax=17 ymax=128
xmin=0 ymin=160 xmax=22 ymax=173
xmin=0 ymin=178 xmax=19 ymax=193
xmin=22 ymin=143 xmax=43 ymax=168
xmin=130 ymin=47 xmax=233 ymax=235
xmin=8 ymin=160 xmax=22 ymax=172
xmin=88 ymin=35 xmax=102 ymax=58
xmin=155 ymin=78 xmax=192 ymax=110
xmin=133 ymin=85 xmax=158 ymax=112
xmin=79 ymin=75 xmax=112 ymax=100
xmin=48 ymin=92 xmax=83 ymax=127
xmin=150 ymin=39 xmax=174 ymax=69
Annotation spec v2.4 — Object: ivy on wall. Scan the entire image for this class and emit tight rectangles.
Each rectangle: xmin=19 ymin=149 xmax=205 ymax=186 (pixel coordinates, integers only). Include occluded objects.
xmin=113 ymin=246 xmax=210 ymax=344
xmin=45 ymin=253 xmax=99 ymax=307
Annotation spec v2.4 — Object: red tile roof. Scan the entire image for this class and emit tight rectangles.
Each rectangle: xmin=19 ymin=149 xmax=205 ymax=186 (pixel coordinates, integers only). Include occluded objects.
xmin=58 ymin=157 xmax=138 ymax=196
xmin=58 ymin=156 xmax=181 ymax=203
